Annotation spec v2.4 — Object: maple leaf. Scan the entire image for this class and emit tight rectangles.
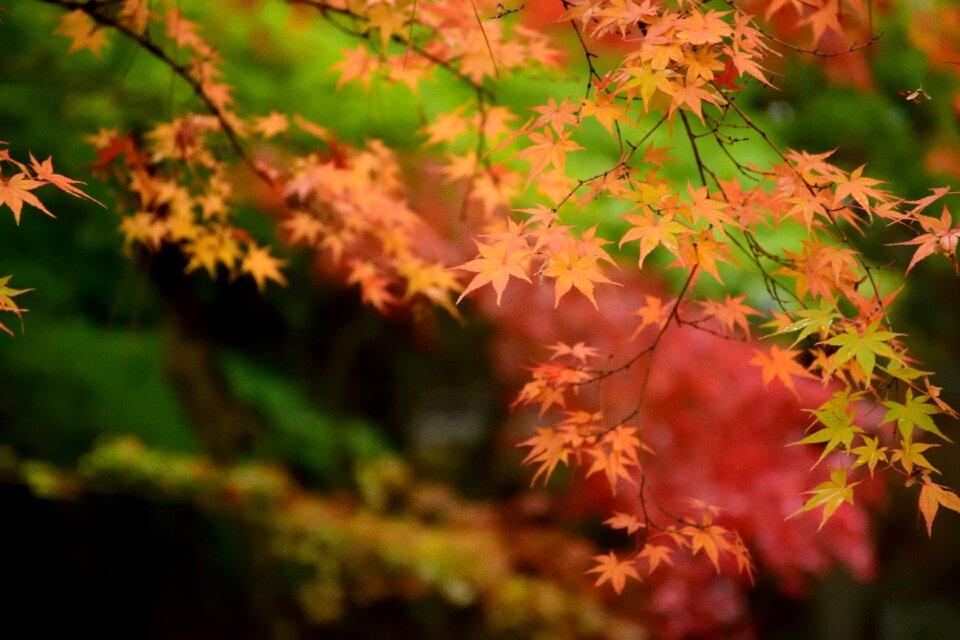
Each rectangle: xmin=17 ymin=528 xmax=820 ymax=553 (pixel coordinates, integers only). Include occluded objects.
xmin=579 ymin=92 xmax=631 ymax=135
xmin=586 ymin=552 xmax=640 ymax=594
xmin=918 ymin=476 xmax=960 ymax=537
xmin=619 ymin=208 xmax=689 ymax=268
xmin=55 ymin=9 xmax=109 ymax=56
xmin=584 ymin=425 xmax=642 ymax=494
xmin=29 ymin=154 xmax=101 ymax=204
xmin=530 ymin=96 xmax=580 ymax=135
xmin=282 ymin=211 xmax=324 ymax=245
xmin=518 ymin=427 xmax=571 ymax=486
xmin=547 ymin=341 xmax=600 ymax=363
xmin=676 ymin=9 xmax=732 ymax=45
xmin=638 ymin=544 xmax=674 ymax=575
xmin=604 ymin=512 xmax=645 ymax=535
xmin=0 ymin=173 xmax=54 ymax=223
xmin=851 ymin=435 xmax=888 ymax=477
xmin=620 ymin=62 xmax=675 ymax=108
xmin=890 ymin=206 xmax=960 ymax=274
xmin=833 ymin=164 xmax=887 ymax=213
xmin=821 ymin=322 xmax=902 ymax=384
xmin=750 ymin=345 xmax=817 ymax=395
xmin=515 ymin=129 xmax=583 ymax=187
xmin=882 ymin=389 xmax=948 ymax=442
xmin=698 ymin=294 xmax=760 ymax=337
xmin=252 ymin=111 xmax=289 ymax=138
xmin=455 ymin=238 xmax=531 ymax=305
xmin=631 ymin=295 xmax=675 ymax=336
xmin=332 ymin=44 xmax=378 ymax=89
xmin=681 ymin=517 xmax=731 ymax=573
xmin=799 ymin=0 xmax=844 ymax=45
xmin=794 ymin=393 xmax=863 ymax=467
xmin=729 ymin=533 xmax=756 ymax=585
xmin=541 ymin=251 xmax=614 ymax=308
xmin=686 ymin=183 xmax=737 ymax=232
xmin=668 ymin=78 xmax=720 ymax=123
xmin=766 ymin=304 xmax=840 ymax=347
xmin=422 ymin=105 xmax=472 ymax=147
xmin=364 ymin=2 xmax=408 ymax=51
xmin=0 ymin=275 xmax=31 ymax=336
xmin=892 ymin=440 xmax=939 ymax=476
xmin=789 ymin=467 xmax=859 ymax=530
xmin=241 ymin=244 xmax=288 ymax=292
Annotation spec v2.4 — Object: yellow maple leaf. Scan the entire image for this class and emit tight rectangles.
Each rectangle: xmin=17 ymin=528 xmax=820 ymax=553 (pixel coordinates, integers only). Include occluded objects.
xmin=241 ymin=244 xmax=288 ymax=292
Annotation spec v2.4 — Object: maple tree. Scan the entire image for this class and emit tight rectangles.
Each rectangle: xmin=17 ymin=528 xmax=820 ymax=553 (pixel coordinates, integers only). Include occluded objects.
xmin=4 ymin=0 xmax=960 ymax=636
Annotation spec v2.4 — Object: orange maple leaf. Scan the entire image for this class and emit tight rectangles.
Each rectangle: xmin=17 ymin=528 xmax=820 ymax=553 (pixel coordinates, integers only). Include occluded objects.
xmin=638 ymin=544 xmax=674 ymax=575
xmin=29 ymin=154 xmax=101 ymax=204
xmin=518 ymin=427 xmax=571 ymax=486
xmin=586 ymin=552 xmax=640 ymax=594
xmin=455 ymin=238 xmax=531 ymax=305
xmin=55 ymin=9 xmax=109 ymax=56
xmin=604 ymin=512 xmax=645 ymax=535
xmin=0 ymin=173 xmax=53 ymax=223
xmin=681 ymin=518 xmax=732 ymax=573
xmin=698 ymin=294 xmax=761 ymax=337
xmin=620 ymin=208 xmax=690 ymax=269
xmin=919 ymin=475 xmax=960 ymax=537
xmin=750 ymin=345 xmax=817 ymax=394
xmin=515 ymin=129 xmax=583 ymax=187
xmin=541 ymin=251 xmax=614 ymax=308
xmin=890 ymin=206 xmax=960 ymax=274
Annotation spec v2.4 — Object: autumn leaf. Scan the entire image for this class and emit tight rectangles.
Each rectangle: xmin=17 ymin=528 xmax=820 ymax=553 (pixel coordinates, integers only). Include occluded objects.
xmin=604 ymin=512 xmax=645 ymax=535
xmin=0 ymin=275 xmax=31 ymax=336
xmin=454 ymin=238 xmax=531 ymax=305
xmin=832 ymin=164 xmax=887 ymax=213
xmin=55 ymin=9 xmax=109 ymax=55
xmin=882 ymin=389 xmax=949 ymax=442
xmin=541 ymin=251 xmax=615 ymax=308
xmin=619 ymin=208 xmax=690 ymax=269
xmin=631 ymin=295 xmax=675 ymax=336
xmin=698 ymin=294 xmax=761 ymax=337
xmin=240 ymin=244 xmax=288 ymax=292
xmin=766 ymin=304 xmax=840 ymax=347
xmin=547 ymin=341 xmax=600 ymax=363
xmin=892 ymin=439 xmax=939 ymax=476
xmin=252 ymin=111 xmax=289 ymax=138
xmin=29 ymin=154 xmax=101 ymax=204
xmin=794 ymin=392 xmax=863 ymax=467
xmin=851 ymin=435 xmax=888 ymax=477
xmin=750 ymin=345 xmax=817 ymax=394
xmin=0 ymin=173 xmax=54 ymax=223
xmin=586 ymin=552 xmax=640 ymax=594
xmin=518 ymin=427 xmax=571 ymax=486
xmin=889 ymin=206 xmax=960 ymax=274
xmin=515 ymin=129 xmax=583 ymax=187
xmin=681 ymin=517 xmax=732 ymax=573
xmin=918 ymin=476 xmax=960 ymax=537
xmin=789 ymin=467 xmax=859 ymax=530
xmin=821 ymin=322 xmax=902 ymax=384
xmin=638 ymin=544 xmax=674 ymax=575
xmin=584 ymin=425 xmax=642 ymax=494
xmin=530 ymin=96 xmax=580 ymax=135
xmin=579 ymin=92 xmax=631 ymax=135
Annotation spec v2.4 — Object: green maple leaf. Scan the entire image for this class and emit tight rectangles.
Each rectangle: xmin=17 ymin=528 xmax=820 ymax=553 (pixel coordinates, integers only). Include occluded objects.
xmin=789 ymin=467 xmax=858 ymax=530
xmin=883 ymin=389 xmax=949 ymax=442
xmin=821 ymin=321 xmax=901 ymax=384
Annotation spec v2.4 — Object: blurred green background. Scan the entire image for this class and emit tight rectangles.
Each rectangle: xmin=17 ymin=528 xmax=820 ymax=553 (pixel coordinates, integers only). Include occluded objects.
xmin=2 ymin=1 xmax=960 ymax=639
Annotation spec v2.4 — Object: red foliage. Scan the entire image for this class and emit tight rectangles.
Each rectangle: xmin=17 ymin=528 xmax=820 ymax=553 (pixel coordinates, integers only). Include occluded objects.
xmin=475 ymin=272 xmax=881 ymax=637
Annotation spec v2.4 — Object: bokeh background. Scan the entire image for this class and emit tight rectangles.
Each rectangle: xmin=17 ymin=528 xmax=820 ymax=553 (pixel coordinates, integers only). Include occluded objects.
xmin=2 ymin=1 xmax=960 ymax=638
